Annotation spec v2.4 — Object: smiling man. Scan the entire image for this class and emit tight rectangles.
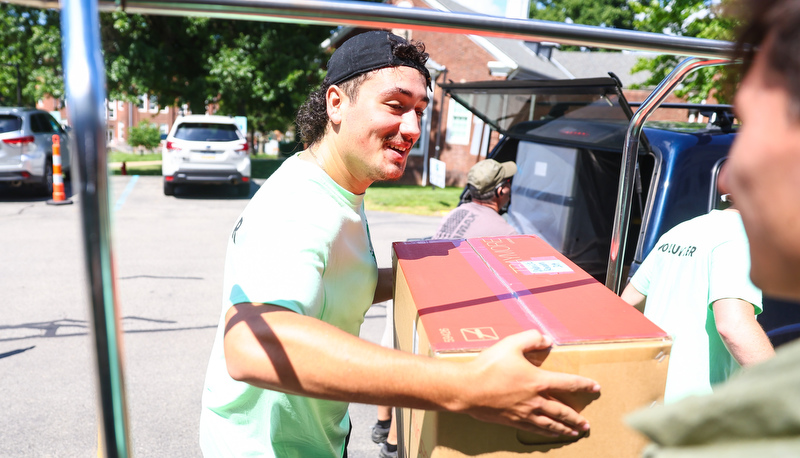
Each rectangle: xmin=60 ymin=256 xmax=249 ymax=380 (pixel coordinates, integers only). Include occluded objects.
xmin=198 ymin=31 xmax=600 ymax=457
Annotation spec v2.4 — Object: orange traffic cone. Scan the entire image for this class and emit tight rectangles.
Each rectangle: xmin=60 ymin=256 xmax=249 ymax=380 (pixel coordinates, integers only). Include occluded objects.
xmin=47 ymin=134 xmax=73 ymax=206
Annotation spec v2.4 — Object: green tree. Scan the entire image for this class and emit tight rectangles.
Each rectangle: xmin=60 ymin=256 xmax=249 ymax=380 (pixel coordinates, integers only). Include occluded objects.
xmin=630 ymin=0 xmax=739 ymax=103
xmin=0 ymin=5 xmax=333 ymax=136
xmin=0 ymin=5 xmax=63 ymax=106
xmin=530 ymin=0 xmax=637 ymax=51
xmin=531 ymin=0 xmax=636 ymax=30
xmin=127 ymin=121 xmax=161 ymax=150
xmin=100 ymin=13 xmax=333 ymax=134
xmin=204 ymin=22 xmax=332 ymax=132
xmin=100 ymin=13 xmax=213 ymax=109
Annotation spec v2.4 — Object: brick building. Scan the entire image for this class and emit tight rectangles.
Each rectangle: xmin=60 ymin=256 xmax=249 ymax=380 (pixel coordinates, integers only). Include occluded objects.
xmin=37 ymin=94 xmax=189 ymax=152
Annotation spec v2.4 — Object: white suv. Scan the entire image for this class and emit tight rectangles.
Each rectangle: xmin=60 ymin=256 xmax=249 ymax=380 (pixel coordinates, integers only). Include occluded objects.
xmin=161 ymin=115 xmax=251 ymax=196
xmin=0 ymin=107 xmax=71 ymax=196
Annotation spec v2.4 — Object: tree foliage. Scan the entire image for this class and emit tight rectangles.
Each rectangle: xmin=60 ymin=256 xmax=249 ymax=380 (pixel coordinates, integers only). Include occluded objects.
xmin=630 ymin=0 xmax=740 ymax=103
xmin=100 ymin=14 xmax=333 ymax=133
xmin=127 ymin=121 xmax=161 ymax=149
xmin=530 ymin=0 xmax=638 ymax=51
xmin=531 ymin=0 xmax=636 ymax=30
xmin=0 ymin=5 xmax=63 ymax=107
xmin=529 ymin=0 xmax=738 ymax=103
xmin=0 ymin=5 xmax=334 ymax=134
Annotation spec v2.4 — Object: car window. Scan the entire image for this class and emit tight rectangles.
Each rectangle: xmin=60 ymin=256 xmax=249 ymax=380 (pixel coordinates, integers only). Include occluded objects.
xmin=45 ymin=114 xmax=64 ymax=133
xmin=31 ymin=113 xmax=55 ymax=133
xmin=0 ymin=115 xmax=22 ymax=133
xmin=173 ymin=122 xmax=242 ymax=142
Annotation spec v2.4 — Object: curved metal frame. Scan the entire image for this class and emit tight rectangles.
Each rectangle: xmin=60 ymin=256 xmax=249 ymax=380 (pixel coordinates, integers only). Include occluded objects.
xmin=16 ymin=0 xmax=734 ymax=58
xmin=19 ymin=0 xmax=739 ymax=454
xmin=605 ymin=57 xmax=733 ymax=294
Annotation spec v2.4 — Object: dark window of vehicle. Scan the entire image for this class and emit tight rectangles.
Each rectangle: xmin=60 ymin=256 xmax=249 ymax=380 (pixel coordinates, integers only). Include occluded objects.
xmin=0 ymin=115 xmax=22 ymax=133
xmin=44 ymin=114 xmax=63 ymax=133
xmin=173 ymin=123 xmax=241 ymax=142
xmin=31 ymin=114 xmax=55 ymax=133
xmin=442 ymin=78 xmax=645 ymax=152
xmin=504 ymin=141 xmax=654 ymax=281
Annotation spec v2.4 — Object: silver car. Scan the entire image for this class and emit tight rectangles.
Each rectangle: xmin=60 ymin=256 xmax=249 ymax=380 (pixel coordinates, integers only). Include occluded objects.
xmin=0 ymin=107 xmax=71 ymax=196
xmin=161 ymin=114 xmax=251 ymax=196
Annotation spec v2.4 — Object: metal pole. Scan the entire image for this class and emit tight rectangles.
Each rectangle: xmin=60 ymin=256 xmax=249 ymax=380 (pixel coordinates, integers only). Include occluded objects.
xmin=605 ymin=57 xmax=732 ymax=294
xmin=12 ymin=0 xmax=735 ymax=58
xmin=60 ymin=0 xmax=131 ymax=455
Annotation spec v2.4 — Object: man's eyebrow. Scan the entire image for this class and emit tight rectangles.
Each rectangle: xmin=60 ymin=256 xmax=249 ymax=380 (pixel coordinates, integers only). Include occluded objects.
xmin=381 ymin=86 xmax=430 ymax=105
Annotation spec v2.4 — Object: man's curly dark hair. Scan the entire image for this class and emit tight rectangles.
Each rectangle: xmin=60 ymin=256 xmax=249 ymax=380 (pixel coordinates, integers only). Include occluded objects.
xmin=295 ymin=38 xmax=429 ymax=147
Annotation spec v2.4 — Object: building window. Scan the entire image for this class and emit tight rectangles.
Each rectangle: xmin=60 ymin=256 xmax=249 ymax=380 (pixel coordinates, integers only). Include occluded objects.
xmin=118 ymin=122 xmax=125 ymax=141
xmin=107 ymin=127 xmax=115 ymax=143
xmin=149 ymin=95 xmax=159 ymax=113
xmin=118 ymin=100 xmax=125 ymax=111
xmin=107 ymin=100 xmax=117 ymax=120
xmin=445 ymin=98 xmax=472 ymax=145
xmin=137 ymin=95 xmax=147 ymax=112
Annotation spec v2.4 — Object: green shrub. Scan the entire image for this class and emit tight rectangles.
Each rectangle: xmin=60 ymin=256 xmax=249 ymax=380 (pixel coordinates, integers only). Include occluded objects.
xmin=128 ymin=122 xmax=162 ymax=150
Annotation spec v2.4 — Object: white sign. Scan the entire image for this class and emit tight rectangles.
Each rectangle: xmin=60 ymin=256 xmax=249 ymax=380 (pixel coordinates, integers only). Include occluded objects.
xmin=519 ymin=258 xmax=574 ymax=275
xmin=234 ymin=116 xmax=248 ymax=135
xmin=429 ymin=158 xmax=446 ymax=189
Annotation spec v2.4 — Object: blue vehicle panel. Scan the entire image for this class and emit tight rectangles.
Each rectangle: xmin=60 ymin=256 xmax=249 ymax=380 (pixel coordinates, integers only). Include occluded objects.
xmin=636 ymin=128 xmax=734 ymax=264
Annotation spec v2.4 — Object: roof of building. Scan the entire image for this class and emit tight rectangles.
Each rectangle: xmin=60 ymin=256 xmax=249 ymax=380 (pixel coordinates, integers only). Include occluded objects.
xmin=423 ymin=0 xmax=654 ymax=88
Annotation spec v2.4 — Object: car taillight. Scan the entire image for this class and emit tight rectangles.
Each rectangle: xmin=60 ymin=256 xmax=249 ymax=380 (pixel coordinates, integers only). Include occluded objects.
xmin=166 ymin=140 xmax=179 ymax=151
xmin=237 ymin=143 xmax=248 ymax=154
xmin=2 ymin=135 xmax=35 ymax=145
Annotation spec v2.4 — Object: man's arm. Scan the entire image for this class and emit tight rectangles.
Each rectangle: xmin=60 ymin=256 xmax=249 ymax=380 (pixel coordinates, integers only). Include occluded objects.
xmin=373 ymin=267 xmax=393 ymax=304
xmin=620 ymin=283 xmax=647 ymax=313
xmin=712 ymin=298 xmax=775 ymax=366
xmin=224 ymin=303 xmax=600 ymax=437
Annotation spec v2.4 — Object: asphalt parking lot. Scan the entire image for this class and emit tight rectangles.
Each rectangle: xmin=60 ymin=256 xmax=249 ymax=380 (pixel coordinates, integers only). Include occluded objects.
xmin=0 ymin=175 xmax=441 ymax=457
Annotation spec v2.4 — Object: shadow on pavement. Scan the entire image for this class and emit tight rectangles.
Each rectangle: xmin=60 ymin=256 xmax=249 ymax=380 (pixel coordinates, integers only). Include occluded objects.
xmin=0 ymin=180 xmax=75 ymax=203
xmin=170 ymin=182 xmax=262 ymax=200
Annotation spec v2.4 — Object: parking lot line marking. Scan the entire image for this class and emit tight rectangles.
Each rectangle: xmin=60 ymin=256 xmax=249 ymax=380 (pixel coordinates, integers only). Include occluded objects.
xmin=114 ymin=175 xmax=139 ymax=212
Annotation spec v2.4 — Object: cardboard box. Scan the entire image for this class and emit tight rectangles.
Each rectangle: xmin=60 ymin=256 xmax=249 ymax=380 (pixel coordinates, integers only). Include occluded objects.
xmin=392 ymin=235 xmax=671 ymax=458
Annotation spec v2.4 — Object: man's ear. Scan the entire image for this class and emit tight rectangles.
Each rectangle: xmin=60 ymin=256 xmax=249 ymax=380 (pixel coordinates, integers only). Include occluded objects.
xmin=327 ymin=85 xmax=345 ymax=125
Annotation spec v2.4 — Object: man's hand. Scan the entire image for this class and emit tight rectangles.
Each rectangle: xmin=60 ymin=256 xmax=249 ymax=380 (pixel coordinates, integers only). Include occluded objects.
xmin=459 ymin=330 xmax=601 ymax=437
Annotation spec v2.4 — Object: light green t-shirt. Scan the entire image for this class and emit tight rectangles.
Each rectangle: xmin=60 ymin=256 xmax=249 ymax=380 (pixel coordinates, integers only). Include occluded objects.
xmin=631 ymin=210 xmax=762 ymax=404
xmin=199 ymin=154 xmax=378 ymax=457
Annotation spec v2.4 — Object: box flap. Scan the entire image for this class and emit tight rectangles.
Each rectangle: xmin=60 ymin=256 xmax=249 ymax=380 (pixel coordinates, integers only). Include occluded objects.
xmin=393 ymin=235 xmax=668 ymax=353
